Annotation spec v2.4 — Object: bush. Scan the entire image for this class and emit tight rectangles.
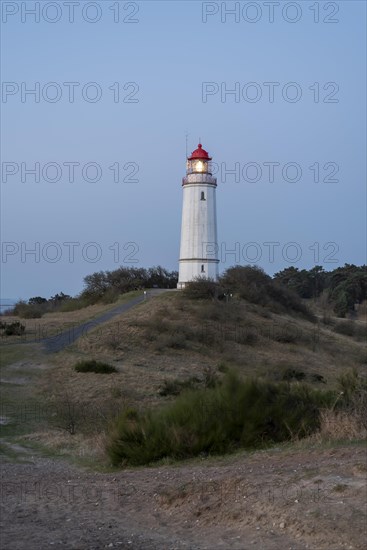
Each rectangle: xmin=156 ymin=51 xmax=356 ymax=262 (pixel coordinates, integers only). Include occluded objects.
xmin=220 ymin=266 xmax=315 ymax=321
xmin=107 ymin=371 xmax=331 ymax=466
xmin=183 ymin=277 xmax=220 ymax=300
xmin=0 ymin=321 xmax=25 ymax=336
xmin=12 ymin=301 xmax=45 ymax=318
xmin=20 ymin=306 xmax=45 ymax=318
xmin=74 ymin=360 xmax=117 ymax=374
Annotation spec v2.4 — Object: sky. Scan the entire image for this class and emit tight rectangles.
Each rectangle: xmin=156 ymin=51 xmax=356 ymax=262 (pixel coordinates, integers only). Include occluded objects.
xmin=1 ymin=0 xmax=366 ymax=300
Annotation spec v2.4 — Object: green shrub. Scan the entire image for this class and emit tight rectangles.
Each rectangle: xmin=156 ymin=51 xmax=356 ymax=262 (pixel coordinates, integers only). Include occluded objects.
xmin=74 ymin=360 xmax=117 ymax=374
xmin=13 ymin=302 xmax=44 ymax=318
xmin=107 ymin=371 xmax=332 ymax=466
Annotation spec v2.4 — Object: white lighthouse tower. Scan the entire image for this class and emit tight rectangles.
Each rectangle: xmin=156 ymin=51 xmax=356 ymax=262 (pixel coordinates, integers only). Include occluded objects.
xmin=177 ymin=143 xmax=219 ymax=289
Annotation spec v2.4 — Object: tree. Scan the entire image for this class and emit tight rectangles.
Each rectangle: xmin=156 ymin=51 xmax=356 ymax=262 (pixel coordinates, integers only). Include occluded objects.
xmin=28 ymin=296 xmax=47 ymax=305
xmin=273 ymin=266 xmax=326 ymax=299
xmin=328 ymin=265 xmax=367 ymax=317
xmin=83 ymin=271 xmax=109 ymax=294
xmin=50 ymin=292 xmax=71 ymax=303
xmin=220 ymin=266 xmax=270 ymax=303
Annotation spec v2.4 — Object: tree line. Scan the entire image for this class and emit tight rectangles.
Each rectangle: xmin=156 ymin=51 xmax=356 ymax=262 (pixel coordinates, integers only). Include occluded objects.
xmin=184 ymin=264 xmax=366 ymax=319
xmin=4 ymin=264 xmax=365 ymax=319
xmin=273 ymin=264 xmax=366 ymax=317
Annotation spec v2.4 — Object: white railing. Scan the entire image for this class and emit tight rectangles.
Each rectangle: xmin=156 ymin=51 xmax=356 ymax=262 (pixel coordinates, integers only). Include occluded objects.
xmin=182 ymin=174 xmax=217 ymax=185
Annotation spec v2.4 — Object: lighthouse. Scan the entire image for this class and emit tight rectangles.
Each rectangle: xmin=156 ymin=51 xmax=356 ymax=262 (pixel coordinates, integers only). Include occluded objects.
xmin=177 ymin=143 xmax=219 ymax=289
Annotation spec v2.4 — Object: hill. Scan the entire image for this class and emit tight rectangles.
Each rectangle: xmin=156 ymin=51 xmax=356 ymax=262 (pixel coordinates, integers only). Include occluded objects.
xmin=1 ymin=287 xmax=366 ymax=548
xmin=1 ymin=289 xmax=366 ymax=426
xmin=48 ymin=290 xmax=365 ymax=409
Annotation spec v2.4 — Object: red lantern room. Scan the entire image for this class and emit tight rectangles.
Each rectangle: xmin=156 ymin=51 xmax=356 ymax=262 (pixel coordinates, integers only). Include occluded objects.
xmin=186 ymin=143 xmax=212 ymax=175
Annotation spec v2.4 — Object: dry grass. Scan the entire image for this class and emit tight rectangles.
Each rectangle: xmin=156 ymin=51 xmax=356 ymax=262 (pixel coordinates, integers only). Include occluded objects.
xmin=311 ymin=409 xmax=367 ymax=442
xmin=3 ymin=292 xmax=366 ymax=463
xmin=73 ymin=292 xmax=366 ymax=390
xmin=21 ymin=430 xmax=108 ymax=462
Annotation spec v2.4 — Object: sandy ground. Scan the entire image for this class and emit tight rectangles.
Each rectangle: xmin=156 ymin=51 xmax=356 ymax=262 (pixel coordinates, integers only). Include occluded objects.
xmin=1 ymin=443 xmax=366 ymax=550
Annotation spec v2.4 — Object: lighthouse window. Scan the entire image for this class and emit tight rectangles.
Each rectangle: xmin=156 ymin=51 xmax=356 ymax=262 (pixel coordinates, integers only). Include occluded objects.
xmin=201 ymin=264 xmax=205 ymax=273
xmin=200 ymin=191 xmax=206 ymax=201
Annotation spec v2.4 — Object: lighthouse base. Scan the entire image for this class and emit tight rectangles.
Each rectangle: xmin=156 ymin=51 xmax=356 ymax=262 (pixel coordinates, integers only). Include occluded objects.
xmin=177 ymin=259 xmax=219 ymax=289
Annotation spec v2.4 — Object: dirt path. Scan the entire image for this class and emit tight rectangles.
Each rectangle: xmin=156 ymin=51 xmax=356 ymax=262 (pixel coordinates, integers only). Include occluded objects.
xmin=40 ymin=290 xmax=172 ymax=353
xmin=1 ymin=443 xmax=366 ymax=549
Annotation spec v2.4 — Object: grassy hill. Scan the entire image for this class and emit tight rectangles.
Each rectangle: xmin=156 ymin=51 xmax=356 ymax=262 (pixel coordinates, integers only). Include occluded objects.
xmin=0 ymin=288 xmax=366 ymax=465
xmin=0 ymin=292 xmax=367 ymax=550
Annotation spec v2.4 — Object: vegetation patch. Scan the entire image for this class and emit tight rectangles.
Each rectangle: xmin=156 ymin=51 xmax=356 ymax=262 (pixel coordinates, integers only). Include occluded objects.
xmin=182 ymin=278 xmax=220 ymax=300
xmin=0 ymin=321 xmax=25 ymax=336
xmin=107 ymin=370 xmax=333 ymax=466
xmin=159 ymin=367 xmax=219 ymax=396
xmin=74 ymin=360 xmax=117 ymax=374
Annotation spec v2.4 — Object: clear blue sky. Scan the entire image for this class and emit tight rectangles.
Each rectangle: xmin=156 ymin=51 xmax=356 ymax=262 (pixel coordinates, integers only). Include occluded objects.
xmin=1 ymin=0 xmax=366 ymax=300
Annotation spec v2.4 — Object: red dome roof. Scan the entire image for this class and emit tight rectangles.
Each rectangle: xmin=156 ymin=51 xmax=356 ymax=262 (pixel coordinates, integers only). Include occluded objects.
xmin=188 ymin=143 xmax=212 ymax=161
